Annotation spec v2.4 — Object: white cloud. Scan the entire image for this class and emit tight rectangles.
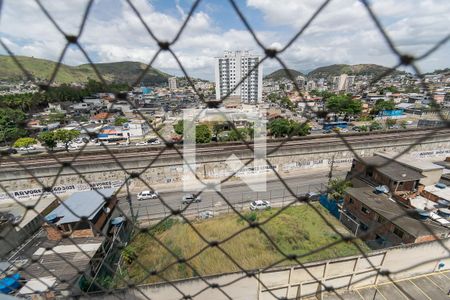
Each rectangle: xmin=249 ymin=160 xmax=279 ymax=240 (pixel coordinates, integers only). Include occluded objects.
xmin=0 ymin=0 xmax=448 ymax=80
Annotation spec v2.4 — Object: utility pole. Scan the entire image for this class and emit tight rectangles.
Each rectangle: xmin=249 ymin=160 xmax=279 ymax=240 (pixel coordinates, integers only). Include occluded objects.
xmin=125 ymin=176 xmax=135 ymax=222
xmin=328 ymin=155 xmax=335 ymax=184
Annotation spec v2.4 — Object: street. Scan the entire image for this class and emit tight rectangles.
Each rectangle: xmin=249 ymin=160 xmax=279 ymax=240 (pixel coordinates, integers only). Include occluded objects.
xmin=118 ymin=169 xmax=347 ymax=222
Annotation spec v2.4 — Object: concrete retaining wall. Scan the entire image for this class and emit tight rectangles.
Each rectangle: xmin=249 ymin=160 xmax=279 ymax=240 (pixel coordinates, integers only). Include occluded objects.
xmin=83 ymin=238 xmax=450 ymax=300
xmin=2 ymin=133 xmax=450 ymax=202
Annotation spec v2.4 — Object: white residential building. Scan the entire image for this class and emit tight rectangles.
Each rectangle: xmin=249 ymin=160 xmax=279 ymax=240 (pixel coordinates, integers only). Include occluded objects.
xmin=215 ymin=50 xmax=263 ymax=104
xmin=168 ymin=77 xmax=177 ymax=91
xmin=306 ymin=80 xmax=316 ymax=91
xmin=124 ymin=120 xmax=150 ymax=138
xmin=337 ymin=74 xmax=348 ymax=91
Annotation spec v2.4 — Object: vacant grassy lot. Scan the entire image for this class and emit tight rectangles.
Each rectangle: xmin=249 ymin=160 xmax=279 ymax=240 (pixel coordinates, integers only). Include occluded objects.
xmin=122 ymin=204 xmax=369 ymax=285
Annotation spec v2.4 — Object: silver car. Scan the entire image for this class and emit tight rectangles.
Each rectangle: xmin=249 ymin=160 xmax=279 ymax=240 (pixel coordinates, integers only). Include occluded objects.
xmin=182 ymin=194 xmax=201 ymax=205
xmin=250 ymin=200 xmax=271 ymax=210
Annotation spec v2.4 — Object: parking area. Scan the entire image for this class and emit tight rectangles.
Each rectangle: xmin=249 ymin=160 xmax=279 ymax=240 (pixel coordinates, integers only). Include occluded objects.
xmin=317 ymin=271 xmax=450 ymax=300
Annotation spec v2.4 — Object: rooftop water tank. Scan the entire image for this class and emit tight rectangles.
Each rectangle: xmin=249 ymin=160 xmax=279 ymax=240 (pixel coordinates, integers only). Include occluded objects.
xmin=416 ymin=209 xmax=430 ymax=220
xmin=111 ymin=216 xmax=125 ymax=226
xmin=435 ymin=182 xmax=447 ymax=189
xmin=0 ymin=273 xmax=21 ymax=294
xmin=45 ymin=213 xmax=58 ymax=224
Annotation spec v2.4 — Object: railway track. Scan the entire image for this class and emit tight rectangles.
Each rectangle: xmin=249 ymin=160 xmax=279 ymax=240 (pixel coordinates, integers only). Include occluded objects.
xmin=1 ymin=128 xmax=449 ymax=170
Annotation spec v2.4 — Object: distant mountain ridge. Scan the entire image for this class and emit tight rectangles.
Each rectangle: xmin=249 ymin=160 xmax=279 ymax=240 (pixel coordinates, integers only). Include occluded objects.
xmin=266 ymin=64 xmax=409 ymax=81
xmin=307 ymin=64 xmax=405 ymax=79
xmin=424 ymin=68 xmax=450 ymax=75
xmin=0 ymin=55 xmax=171 ymax=85
xmin=264 ymin=69 xmax=305 ymax=81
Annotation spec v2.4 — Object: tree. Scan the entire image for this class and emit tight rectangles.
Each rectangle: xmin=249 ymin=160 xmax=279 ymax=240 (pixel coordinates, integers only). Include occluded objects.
xmin=370 ymin=121 xmax=382 ymax=131
xmin=400 ymin=120 xmax=407 ymax=129
xmin=289 ymin=121 xmax=310 ymax=136
xmin=54 ymin=129 xmax=80 ymax=151
xmin=385 ymin=118 xmax=397 ymax=129
xmin=38 ymin=131 xmax=57 ymax=150
xmin=383 ymin=86 xmax=398 ymax=94
xmin=0 ymin=108 xmax=28 ymax=144
xmin=173 ymin=120 xmax=184 ymax=135
xmin=195 ymin=124 xmax=211 ymax=144
xmin=47 ymin=112 xmax=67 ymax=124
xmin=310 ymin=90 xmax=335 ymax=100
xmin=268 ymin=119 xmax=291 ymax=138
xmin=279 ymin=96 xmax=295 ymax=111
xmin=268 ymin=119 xmax=310 ymax=138
xmin=373 ymin=100 xmax=395 ymax=114
xmin=359 ymin=125 xmax=369 ymax=132
xmin=114 ymin=117 xmax=128 ymax=126
xmin=227 ymin=128 xmax=248 ymax=141
xmin=325 ymin=94 xmax=362 ymax=119
xmin=13 ymin=137 xmax=37 ymax=150
xmin=327 ymin=178 xmax=352 ymax=200
xmin=212 ymin=122 xmax=226 ymax=139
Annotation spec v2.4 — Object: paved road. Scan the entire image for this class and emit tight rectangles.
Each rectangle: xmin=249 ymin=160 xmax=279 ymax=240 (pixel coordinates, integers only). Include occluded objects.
xmin=118 ymin=169 xmax=346 ymax=222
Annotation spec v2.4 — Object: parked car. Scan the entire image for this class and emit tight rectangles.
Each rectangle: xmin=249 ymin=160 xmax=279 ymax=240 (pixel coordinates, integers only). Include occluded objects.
xmin=137 ymin=190 xmax=159 ymax=200
xmin=250 ymin=200 xmax=271 ymax=210
xmin=135 ymin=141 xmax=148 ymax=146
xmin=147 ymin=138 xmax=161 ymax=145
xmin=19 ymin=146 xmax=35 ymax=151
xmin=305 ymin=192 xmax=320 ymax=201
xmin=0 ymin=147 xmax=17 ymax=155
xmin=73 ymin=138 xmax=89 ymax=144
xmin=199 ymin=211 xmax=214 ymax=220
xmin=182 ymin=193 xmax=201 ymax=204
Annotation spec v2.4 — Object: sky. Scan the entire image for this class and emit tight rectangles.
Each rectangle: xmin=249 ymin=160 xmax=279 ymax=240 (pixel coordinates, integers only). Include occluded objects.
xmin=0 ymin=0 xmax=449 ymax=80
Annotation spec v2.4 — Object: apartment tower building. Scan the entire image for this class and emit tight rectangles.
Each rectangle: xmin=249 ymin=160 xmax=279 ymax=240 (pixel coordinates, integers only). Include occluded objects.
xmin=215 ymin=50 xmax=263 ymax=104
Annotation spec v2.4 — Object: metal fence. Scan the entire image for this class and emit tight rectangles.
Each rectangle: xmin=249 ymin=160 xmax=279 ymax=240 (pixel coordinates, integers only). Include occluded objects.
xmin=0 ymin=0 xmax=449 ymax=299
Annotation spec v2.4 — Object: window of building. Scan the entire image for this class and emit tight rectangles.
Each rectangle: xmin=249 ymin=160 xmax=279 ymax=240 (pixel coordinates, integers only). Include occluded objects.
xmin=361 ymin=205 xmax=370 ymax=214
xmin=377 ymin=215 xmax=386 ymax=223
xmin=349 ymin=197 xmax=354 ymax=204
xmin=60 ymin=224 xmax=71 ymax=233
xmin=366 ymin=167 xmax=373 ymax=177
xmin=359 ymin=222 xmax=369 ymax=231
xmin=393 ymin=227 xmax=404 ymax=238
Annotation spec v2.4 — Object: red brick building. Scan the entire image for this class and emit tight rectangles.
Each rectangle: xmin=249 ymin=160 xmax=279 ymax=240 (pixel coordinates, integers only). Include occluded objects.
xmin=342 ymin=187 xmax=449 ymax=248
xmin=347 ymin=156 xmax=423 ymax=194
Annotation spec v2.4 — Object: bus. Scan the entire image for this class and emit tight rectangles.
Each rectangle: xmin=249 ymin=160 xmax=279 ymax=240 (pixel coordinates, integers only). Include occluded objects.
xmin=323 ymin=121 xmax=348 ymax=131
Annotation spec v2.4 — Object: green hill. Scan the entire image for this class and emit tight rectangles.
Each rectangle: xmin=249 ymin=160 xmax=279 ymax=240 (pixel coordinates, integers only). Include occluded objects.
xmin=307 ymin=64 xmax=404 ymax=79
xmin=0 ymin=55 xmax=170 ymax=85
xmin=264 ymin=69 xmax=305 ymax=81
xmin=425 ymin=68 xmax=450 ymax=75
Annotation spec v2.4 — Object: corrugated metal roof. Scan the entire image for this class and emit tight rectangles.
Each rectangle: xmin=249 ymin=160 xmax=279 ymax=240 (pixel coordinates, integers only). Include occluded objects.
xmin=47 ymin=189 xmax=115 ymax=225
xmin=357 ymin=156 xmax=424 ymax=181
